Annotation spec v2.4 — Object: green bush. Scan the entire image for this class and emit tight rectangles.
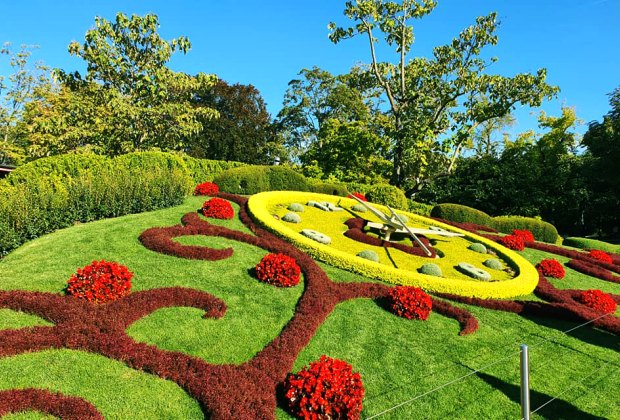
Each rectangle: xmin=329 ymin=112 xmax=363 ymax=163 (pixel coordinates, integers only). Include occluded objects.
xmin=356 ymin=249 xmax=380 ymax=263
xmin=282 ymin=212 xmax=302 ymax=223
xmin=181 ymin=155 xmax=246 ymax=183
xmin=214 ymin=165 xmax=309 ymax=195
xmin=288 ymin=203 xmax=305 ymax=212
xmin=468 ymin=243 xmax=488 ymax=254
xmin=483 ymin=259 xmax=504 ymax=270
xmin=0 ymin=152 xmax=192 ymax=257
xmin=345 ymin=182 xmax=373 ymax=195
xmin=365 ymin=184 xmax=408 ymax=210
xmin=430 ymin=203 xmax=494 ymax=227
xmin=418 ymin=263 xmax=443 ymax=277
xmin=307 ymin=178 xmax=349 ymax=196
xmin=409 ymin=201 xmax=433 ymax=217
xmin=562 ymin=237 xmax=620 ymax=254
xmin=492 ymin=216 xmax=559 ymax=244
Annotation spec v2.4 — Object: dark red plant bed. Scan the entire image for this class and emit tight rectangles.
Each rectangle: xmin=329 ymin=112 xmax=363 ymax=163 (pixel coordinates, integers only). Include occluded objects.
xmin=0 ymin=388 xmax=104 ymax=419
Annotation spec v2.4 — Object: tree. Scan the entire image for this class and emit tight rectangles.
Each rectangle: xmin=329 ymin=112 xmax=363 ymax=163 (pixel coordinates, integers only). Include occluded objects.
xmin=466 ymin=100 xmax=515 ymax=157
xmin=187 ymin=80 xmax=283 ymax=164
xmin=24 ymin=13 xmax=218 ymax=156
xmin=0 ymin=43 xmax=51 ymax=164
xmin=329 ymin=1 xmax=558 ymax=196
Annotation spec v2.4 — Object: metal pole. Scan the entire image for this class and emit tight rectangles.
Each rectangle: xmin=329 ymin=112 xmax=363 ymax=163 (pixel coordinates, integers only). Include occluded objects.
xmin=520 ymin=344 xmax=530 ymax=420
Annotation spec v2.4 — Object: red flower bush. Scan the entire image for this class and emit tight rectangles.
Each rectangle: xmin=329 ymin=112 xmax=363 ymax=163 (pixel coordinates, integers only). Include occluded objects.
xmin=255 ymin=253 xmax=301 ymax=287
xmin=202 ymin=198 xmax=234 ymax=219
xmin=284 ymin=355 xmax=365 ymax=420
xmin=512 ymin=229 xmax=534 ymax=242
xmin=536 ymin=259 xmax=565 ymax=279
xmin=66 ymin=260 xmax=133 ymax=304
xmin=194 ymin=182 xmax=219 ymax=196
xmin=577 ymin=289 xmax=617 ymax=314
xmin=588 ymin=249 xmax=613 ymax=264
xmin=499 ymin=234 xmax=525 ymax=251
xmin=348 ymin=192 xmax=367 ymax=202
xmin=388 ymin=286 xmax=432 ymax=320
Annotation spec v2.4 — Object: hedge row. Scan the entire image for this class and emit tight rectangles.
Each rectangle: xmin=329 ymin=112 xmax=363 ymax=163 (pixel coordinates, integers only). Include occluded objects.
xmin=562 ymin=237 xmax=620 ymax=254
xmin=431 ymin=203 xmax=560 ymax=243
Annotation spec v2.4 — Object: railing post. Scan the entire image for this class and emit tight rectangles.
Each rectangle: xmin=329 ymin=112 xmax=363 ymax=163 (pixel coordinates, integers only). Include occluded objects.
xmin=520 ymin=344 xmax=530 ymax=420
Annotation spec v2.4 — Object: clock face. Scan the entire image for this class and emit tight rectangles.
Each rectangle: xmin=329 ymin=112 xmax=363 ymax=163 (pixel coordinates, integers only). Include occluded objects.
xmin=247 ymin=191 xmax=538 ymax=298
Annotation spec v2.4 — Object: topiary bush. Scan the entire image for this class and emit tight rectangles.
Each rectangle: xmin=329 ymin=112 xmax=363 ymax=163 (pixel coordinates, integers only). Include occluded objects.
xmin=255 ymin=253 xmax=301 ymax=287
xmin=194 ymin=182 xmax=219 ymax=196
xmin=214 ymin=165 xmax=309 ymax=195
xmin=483 ymin=259 xmax=504 ymax=271
xmin=365 ymin=184 xmax=408 ymax=210
xmin=282 ymin=212 xmax=302 ymax=223
xmin=409 ymin=200 xmax=433 ymax=217
xmin=493 ymin=216 xmax=558 ymax=244
xmin=430 ymin=203 xmax=494 ymax=227
xmin=562 ymin=237 xmax=620 ymax=254
xmin=306 ymin=178 xmax=349 ymax=196
xmin=577 ymin=289 xmax=617 ymax=314
xmin=356 ymin=249 xmax=379 ymax=262
xmin=284 ymin=355 xmax=364 ymax=419
xmin=536 ymin=259 xmax=565 ymax=279
xmin=202 ymin=198 xmax=234 ymax=219
xmin=468 ymin=243 xmax=487 ymax=254
xmin=456 ymin=263 xmax=492 ymax=281
xmin=418 ymin=263 xmax=443 ymax=277
xmin=388 ymin=286 xmax=433 ymax=320
xmin=287 ymin=203 xmax=304 ymax=212
xmin=66 ymin=260 xmax=133 ymax=304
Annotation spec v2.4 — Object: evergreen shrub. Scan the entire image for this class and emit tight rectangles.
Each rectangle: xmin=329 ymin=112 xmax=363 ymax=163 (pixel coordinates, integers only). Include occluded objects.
xmin=214 ymin=165 xmax=308 ymax=195
xmin=365 ymin=184 xmax=408 ymax=210
xmin=430 ymin=203 xmax=494 ymax=227
xmin=493 ymin=216 xmax=559 ymax=244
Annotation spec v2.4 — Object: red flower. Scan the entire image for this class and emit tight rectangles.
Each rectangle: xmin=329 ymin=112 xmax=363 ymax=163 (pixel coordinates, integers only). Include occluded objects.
xmin=577 ymin=289 xmax=617 ymax=314
xmin=284 ymin=355 xmax=365 ymax=420
xmin=194 ymin=181 xmax=219 ymax=196
xmin=66 ymin=260 xmax=133 ymax=304
xmin=536 ymin=259 xmax=565 ymax=279
xmin=499 ymin=234 xmax=525 ymax=251
xmin=588 ymin=249 xmax=613 ymax=264
xmin=255 ymin=253 xmax=301 ymax=287
xmin=201 ymin=198 xmax=234 ymax=219
xmin=348 ymin=192 xmax=367 ymax=202
xmin=512 ymin=229 xmax=535 ymax=242
xmin=388 ymin=286 xmax=432 ymax=320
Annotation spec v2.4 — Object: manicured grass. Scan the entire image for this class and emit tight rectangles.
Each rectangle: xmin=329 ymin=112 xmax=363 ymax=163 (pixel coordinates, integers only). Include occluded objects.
xmin=1 ymin=195 xmax=618 ymax=418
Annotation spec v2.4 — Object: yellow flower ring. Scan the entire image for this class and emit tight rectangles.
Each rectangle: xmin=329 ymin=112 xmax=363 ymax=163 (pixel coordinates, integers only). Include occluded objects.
xmin=248 ymin=191 xmax=539 ymax=298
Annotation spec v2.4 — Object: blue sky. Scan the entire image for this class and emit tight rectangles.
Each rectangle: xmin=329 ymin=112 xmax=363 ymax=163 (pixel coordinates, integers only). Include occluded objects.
xmin=1 ymin=0 xmax=618 ymax=136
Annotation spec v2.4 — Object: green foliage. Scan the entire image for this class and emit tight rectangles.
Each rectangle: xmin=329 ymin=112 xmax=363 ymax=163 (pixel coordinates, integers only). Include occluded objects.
xmin=562 ymin=237 xmax=620 ymax=254
xmin=180 ymin=155 xmax=246 ymax=183
xmin=418 ymin=263 xmax=442 ymax=277
xmin=468 ymin=243 xmax=487 ymax=254
xmin=408 ymin=200 xmax=433 ymax=216
xmin=213 ymin=165 xmax=309 ymax=195
xmin=430 ymin=203 xmax=494 ymax=227
xmin=282 ymin=212 xmax=302 ymax=223
xmin=483 ymin=259 xmax=504 ymax=270
xmin=307 ymin=178 xmax=349 ymax=196
xmin=0 ymin=152 xmax=191 ymax=256
xmin=287 ymin=203 xmax=305 ymax=212
xmin=365 ymin=184 xmax=408 ymax=210
xmin=356 ymin=249 xmax=380 ymax=263
xmin=351 ymin=204 xmax=367 ymax=213
xmin=493 ymin=216 xmax=559 ymax=244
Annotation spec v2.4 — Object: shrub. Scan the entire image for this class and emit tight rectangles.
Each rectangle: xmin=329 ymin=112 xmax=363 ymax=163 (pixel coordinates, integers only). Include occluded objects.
xmin=255 ymin=253 xmax=301 ymax=287
xmin=493 ymin=216 xmax=558 ymax=244
xmin=181 ymin=155 xmax=246 ymax=183
xmin=388 ymin=286 xmax=432 ymax=320
xmin=284 ymin=355 xmax=364 ymax=420
xmin=287 ymin=203 xmax=304 ymax=212
xmin=348 ymin=192 xmax=367 ymax=202
xmin=214 ymin=165 xmax=309 ymax=195
xmin=418 ymin=263 xmax=443 ymax=277
xmin=202 ymin=198 xmax=234 ymax=219
xmin=194 ymin=182 xmax=219 ymax=196
xmin=365 ymin=184 xmax=408 ymax=210
xmin=282 ymin=212 xmax=302 ymax=223
xmin=66 ymin=260 xmax=133 ymax=304
xmin=430 ymin=203 xmax=494 ymax=227
xmin=536 ymin=259 xmax=565 ymax=279
xmin=588 ymin=249 xmax=613 ymax=264
xmin=563 ymin=237 xmax=620 ymax=254
xmin=512 ymin=229 xmax=535 ymax=242
xmin=577 ymin=289 xmax=617 ymax=314
xmin=456 ymin=263 xmax=492 ymax=281
xmin=499 ymin=235 xmax=525 ymax=251
xmin=483 ymin=259 xmax=504 ymax=271
xmin=356 ymin=249 xmax=379 ymax=262
xmin=352 ymin=204 xmax=367 ymax=213
xmin=409 ymin=201 xmax=433 ymax=217
xmin=468 ymin=243 xmax=487 ymax=254
xmin=307 ymin=179 xmax=349 ymax=196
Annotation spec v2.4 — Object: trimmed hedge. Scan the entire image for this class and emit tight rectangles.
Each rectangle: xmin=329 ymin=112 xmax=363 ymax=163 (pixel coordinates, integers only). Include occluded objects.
xmin=493 ymin=216 xmax=559 ymax=244
xmin=307 ymin=178 xmax=349 ymax=196
xmin=0 ymin=152 xmax=192 ymax=256
xmin=213 ymin=165 xmax=309 ymax=195
xmin=180 ymin=155 xmax=246 ymax=184
xmin=563 ymin=237 xmax=620 ymax=254
xmin=431 ymin=203 xmax=494 ymax=227
xmin=409 ymin=201 xmax=433 ymax=217
xmin=365 ymin=184 xmax=408 ymax=210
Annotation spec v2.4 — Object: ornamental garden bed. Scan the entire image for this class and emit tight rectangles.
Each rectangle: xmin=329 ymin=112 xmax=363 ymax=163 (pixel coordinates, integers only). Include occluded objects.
xmin=0 ymin=192 xmax=618 ymax=419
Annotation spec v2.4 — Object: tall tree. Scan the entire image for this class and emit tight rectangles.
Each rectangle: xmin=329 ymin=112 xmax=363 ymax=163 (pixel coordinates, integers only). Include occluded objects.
xmin=329 ymin=1 xmax=558 ymax=196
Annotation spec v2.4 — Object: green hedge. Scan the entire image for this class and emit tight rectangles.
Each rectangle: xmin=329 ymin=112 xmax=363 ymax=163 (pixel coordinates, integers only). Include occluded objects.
xmin=213 ymin=165 xmax=309 ymax=195
xmin=561 ymin=237 xmax=619 ymax=254
xmin=365 ymin=184 xmax=408 ymax=211
xmin=430 ymin=203 xmax=495 ymax=227
xmin=307 ymin=178 xmax=349 ymax=196
xmin=181 ymin=155 xmax=246 ymax=184
xmin=0 ymin=152 xmax=192 ymax=256
xmin=409 ymin=201 xmax=433 ymax=217
xmin=492 ymin=216 xmax=559 ymax=244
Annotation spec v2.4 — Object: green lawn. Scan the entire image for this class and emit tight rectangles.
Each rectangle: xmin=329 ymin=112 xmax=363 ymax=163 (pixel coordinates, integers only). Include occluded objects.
xmin=1 ymin=195 xmax=618 ymax=419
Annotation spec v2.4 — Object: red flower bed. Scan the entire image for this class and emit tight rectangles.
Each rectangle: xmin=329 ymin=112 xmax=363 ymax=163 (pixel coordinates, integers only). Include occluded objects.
xmin=255 ymin=253 xmax=301 ymax=287
xmin=577 ymin=289 xmax=617 ymax=314
xmin=536 ymin=259 xmax=565 ymax=279
xmin=194 ymin=182 xmax=219 ymax=196
xmin=512 ymin=229 xmax=534 ymax=242
xmin=66 ymin=260 xmax=133 ymax=304
xmin=499 ymin=234 xmax=525 ymax=251
xmin=284 ymin=355 xmax=364 ymax=420
xmin=348 ymin=192 xmax=367 ymax=202
xmin=388 ymin=286 xmax=432 ymax=320
xmin=0 ymin=389 xmax=104 ymax=419
xmin=202 ymin=198 xmax=234 ymax=219
xmin=588 ymin=249 xmax=613 ymax=264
